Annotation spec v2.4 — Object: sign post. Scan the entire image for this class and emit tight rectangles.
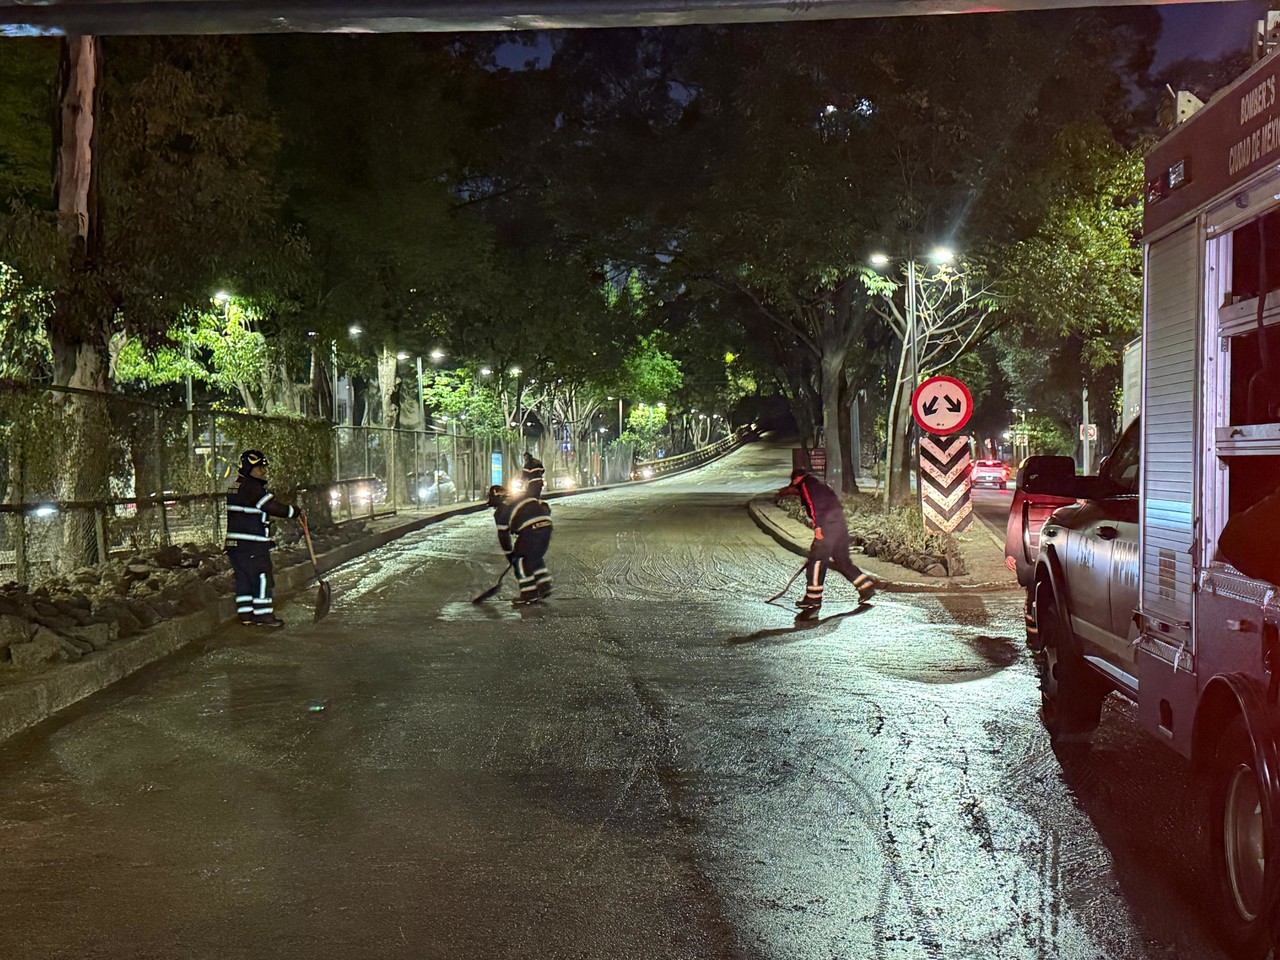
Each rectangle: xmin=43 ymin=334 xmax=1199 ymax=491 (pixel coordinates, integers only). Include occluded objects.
xmin=911 ymin=375 xmax=975 ymax=534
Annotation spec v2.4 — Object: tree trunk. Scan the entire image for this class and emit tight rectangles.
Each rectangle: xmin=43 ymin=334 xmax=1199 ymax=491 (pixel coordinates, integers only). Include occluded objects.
xmin=837 ymin=379 xmax=858 ymax=494
xmin=233 ymin=380 xmax=259 ymax=414
xmin=819 ymin=350 xmax=844 ymax=495
xmin=887 ymin=395 xmax=914 ymax=507
xmin=377 ymin=346 xmax=408 ymax=505
xmin=309 ymin=345 xmax=331 ymax=420
xmin=884 ymin=334 xmax=912 ymax=506
xmin=50 ymin=35 xmax=110 ymax=572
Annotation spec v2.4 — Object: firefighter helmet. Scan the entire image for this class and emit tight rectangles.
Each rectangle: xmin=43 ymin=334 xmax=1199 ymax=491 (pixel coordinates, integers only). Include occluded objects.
xmin=239 ymin=450 xmax=270 ymax=475
xmin=487 ymin=484 xmax=507 ymax=507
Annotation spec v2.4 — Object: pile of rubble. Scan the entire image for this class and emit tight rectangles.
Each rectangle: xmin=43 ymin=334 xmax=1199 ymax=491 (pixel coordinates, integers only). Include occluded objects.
xmin=0 ymin=521 xmax=368 ymax=673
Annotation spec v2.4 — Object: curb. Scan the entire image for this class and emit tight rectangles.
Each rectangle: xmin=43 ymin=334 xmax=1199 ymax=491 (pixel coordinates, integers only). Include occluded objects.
xmin=0 ymin=439 xmax=756 ymax=744
xmin=746 ymin=497 xmax=1017 ymax=595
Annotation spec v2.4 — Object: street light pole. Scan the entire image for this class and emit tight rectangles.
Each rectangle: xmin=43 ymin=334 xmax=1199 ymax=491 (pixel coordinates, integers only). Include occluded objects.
xmin=511 ymin=366 xmax=524 ymax=455
xmin=416 ymin=356 xmax=427 ymax=432
xmin=907 ymin=257 xmax=919 ymax=394
xmin=906 ymin=257 xmax=923 ymax=513
xmin=331 ymin=341 xmax=340 ymax=423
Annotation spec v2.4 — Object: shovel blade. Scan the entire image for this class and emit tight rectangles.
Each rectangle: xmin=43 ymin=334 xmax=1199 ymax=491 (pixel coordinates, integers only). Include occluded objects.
xmin=313 ymin=580 xmax=332 ymax=622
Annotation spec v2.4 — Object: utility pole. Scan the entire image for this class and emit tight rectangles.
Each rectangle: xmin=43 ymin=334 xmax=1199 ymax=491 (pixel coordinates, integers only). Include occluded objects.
xmin=1081 ymin=386 xmax=1091 ymax=473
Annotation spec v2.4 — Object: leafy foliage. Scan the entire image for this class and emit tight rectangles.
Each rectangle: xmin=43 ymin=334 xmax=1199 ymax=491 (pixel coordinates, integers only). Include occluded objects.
xmin=420 ymin=368 xmax=510 ymax=439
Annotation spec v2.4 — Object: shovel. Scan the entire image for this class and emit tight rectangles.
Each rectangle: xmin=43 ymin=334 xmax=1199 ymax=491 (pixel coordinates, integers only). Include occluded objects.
xmin=472 ymin=564 xmax=510 ymax=604
xmin=300 ymin=513 xmax=332 ymax=622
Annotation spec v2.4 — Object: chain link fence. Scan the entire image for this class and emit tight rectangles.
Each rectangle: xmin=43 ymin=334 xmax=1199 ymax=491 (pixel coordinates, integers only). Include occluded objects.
xmin=0 ymin=385 xmax=750 ymax=585
xmin=0 ymin=387 xmax=509 ymax=583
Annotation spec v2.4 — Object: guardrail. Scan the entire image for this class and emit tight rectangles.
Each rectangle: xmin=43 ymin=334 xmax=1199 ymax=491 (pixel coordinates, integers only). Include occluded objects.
xmin=631 ymin=426 xmax=754 ymax=480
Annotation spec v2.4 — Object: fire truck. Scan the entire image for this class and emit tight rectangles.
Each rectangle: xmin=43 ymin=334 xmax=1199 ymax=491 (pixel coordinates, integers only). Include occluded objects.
xmin=1012 ymin=47 xmax=1280 ymax=955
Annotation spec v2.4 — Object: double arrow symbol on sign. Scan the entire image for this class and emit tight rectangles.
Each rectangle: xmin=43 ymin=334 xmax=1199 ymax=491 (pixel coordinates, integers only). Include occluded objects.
xmin=921 ymin=395 xmax=964 ymax=417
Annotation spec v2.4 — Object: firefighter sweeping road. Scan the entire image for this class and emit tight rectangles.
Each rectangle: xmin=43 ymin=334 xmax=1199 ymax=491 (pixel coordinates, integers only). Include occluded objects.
xmin=0 ymin=441 xmax=1234 ymax=960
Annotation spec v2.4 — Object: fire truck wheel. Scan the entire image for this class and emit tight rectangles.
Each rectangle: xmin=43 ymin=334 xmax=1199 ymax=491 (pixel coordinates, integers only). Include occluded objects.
xmin=1035 ymin=597 xmax=1105 ymax=744
xmin=1209 ymin=715 xmax=1272 ymax=956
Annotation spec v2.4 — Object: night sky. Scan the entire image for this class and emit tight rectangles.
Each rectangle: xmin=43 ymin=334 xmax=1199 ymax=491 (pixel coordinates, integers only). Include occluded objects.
xmin=495 ymin=2 xmax=1272 ymax=77
xmin=1154 ymin=0 xmax=1270 ymax=70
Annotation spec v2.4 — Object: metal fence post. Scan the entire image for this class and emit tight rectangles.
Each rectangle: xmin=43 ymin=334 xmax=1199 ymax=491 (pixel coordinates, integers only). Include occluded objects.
xmin=12 ymin=442 xmax=27 ymax=584
xmin=414 ymin=430 xmax=421 ymax=507
xmin=153 ymin=408 xmax=170 ymax=547
xmin=94 ymin=505 xmax=107 ymax=564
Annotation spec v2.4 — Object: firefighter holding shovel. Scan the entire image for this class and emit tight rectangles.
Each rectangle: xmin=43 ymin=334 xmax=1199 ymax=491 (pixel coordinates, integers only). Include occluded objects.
xmin=226 ymin=450 xmax=305 ymax=627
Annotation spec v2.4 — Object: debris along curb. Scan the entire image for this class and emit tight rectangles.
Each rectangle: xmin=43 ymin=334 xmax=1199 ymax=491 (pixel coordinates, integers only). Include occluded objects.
xmin=0 ymin=503 xmax=485 ymax=745
xmin=746 ymin=496 xmax=1017 ymax=595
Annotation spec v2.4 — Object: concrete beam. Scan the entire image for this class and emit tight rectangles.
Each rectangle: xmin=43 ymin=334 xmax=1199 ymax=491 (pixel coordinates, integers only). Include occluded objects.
xmin=0 ymin=0 xmax=1240 ymax=38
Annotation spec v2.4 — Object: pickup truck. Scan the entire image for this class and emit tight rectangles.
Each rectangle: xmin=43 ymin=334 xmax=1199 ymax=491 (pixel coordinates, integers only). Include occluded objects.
xmin=1007 ymin=419 xmax=1141 ymax=740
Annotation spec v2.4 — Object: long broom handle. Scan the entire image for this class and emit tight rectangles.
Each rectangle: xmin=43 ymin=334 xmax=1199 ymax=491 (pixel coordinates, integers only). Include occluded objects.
xmin=767 ymin=561 xmax=808 ymax=604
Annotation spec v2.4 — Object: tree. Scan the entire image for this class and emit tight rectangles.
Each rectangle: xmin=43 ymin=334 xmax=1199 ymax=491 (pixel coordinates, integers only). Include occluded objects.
xmin=0 ymin=36 xmax=300 ymax=568
xmin=870 ymin=259 xmax=998 ymax=504
xmin=996 ymin=122 xmax=1143 ymax=462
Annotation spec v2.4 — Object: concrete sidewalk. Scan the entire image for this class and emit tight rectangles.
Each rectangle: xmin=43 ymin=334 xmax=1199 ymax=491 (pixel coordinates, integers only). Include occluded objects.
xmin=746 ymin=496 xmax=1018 ymax=594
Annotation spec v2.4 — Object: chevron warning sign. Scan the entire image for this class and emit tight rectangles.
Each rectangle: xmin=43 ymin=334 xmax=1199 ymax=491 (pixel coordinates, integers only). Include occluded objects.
xmin=919 ymin=434 xmax=974 ymax=534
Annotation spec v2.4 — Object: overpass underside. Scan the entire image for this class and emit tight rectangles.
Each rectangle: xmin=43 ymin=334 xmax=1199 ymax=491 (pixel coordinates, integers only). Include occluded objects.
xmin=0 ymin=0 xmax=1240 ymax=37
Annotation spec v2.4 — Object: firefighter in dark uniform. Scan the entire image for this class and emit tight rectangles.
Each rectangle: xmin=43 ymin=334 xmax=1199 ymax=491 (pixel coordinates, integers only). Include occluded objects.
xmin=521 ymin=452 xmax=545 ymax=499
xmin=225 ymin=450 xmax=302 ymax=627
xmin=488 ymin=483 xmax=553 ymax=604
xmin=776 ymin=467 xmax=876 ymax=617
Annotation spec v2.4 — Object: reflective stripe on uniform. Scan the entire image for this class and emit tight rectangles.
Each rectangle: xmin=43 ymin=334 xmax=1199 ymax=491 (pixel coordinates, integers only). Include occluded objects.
xmin=227 ymin=532 xmax=272 ymax=542
xmin=256 ymin=493 xmax=274 ymax=509
xmin=227 ymin=504 xmax=264 ymax=515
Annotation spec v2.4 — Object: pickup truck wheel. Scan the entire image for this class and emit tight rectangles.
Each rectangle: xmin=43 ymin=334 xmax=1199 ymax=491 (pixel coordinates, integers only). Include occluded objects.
xmin=1035 ymin=597 xmax=1105 ymax=743
xmin=1209 ymin=716 xmax=1272 ymax=957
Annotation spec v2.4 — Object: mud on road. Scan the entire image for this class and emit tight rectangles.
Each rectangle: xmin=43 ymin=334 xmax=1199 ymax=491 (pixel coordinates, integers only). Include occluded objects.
xmin=0 ymin=441 xmax=1231 ymax=960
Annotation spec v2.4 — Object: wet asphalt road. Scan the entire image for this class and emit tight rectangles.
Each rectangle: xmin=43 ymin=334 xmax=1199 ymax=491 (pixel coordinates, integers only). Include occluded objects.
xmin=0 ymin=441 xmax=1230 ymax=960
xmin=969 ymin=485 xmax=1014 ymax=543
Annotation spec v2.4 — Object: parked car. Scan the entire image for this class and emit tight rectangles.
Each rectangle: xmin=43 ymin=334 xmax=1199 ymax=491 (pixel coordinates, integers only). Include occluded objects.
xmin=972 ymin=460 xmax=1010 ymax=489
xmin=412 ymin=471 xmax=457 ymax=507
